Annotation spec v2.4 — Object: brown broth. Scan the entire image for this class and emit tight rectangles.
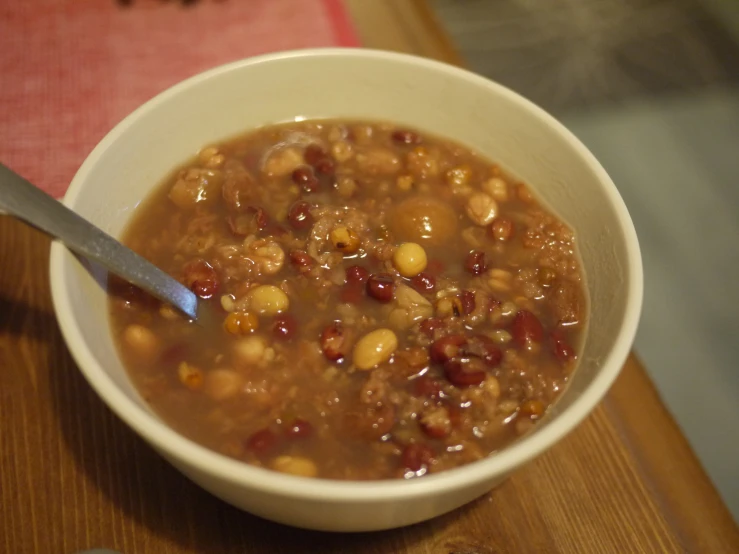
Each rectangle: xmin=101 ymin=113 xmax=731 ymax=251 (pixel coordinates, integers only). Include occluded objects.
xmin=109 ymin=119 xmax=586 ymax=480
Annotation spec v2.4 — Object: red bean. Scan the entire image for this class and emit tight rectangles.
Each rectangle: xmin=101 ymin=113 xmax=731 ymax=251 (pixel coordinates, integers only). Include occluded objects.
xmin=304 ymin=144 xmax=335 ymax=175
xmin=339 ymin=284 xmax=363 ymax=304
xmin=227 ymin=206 xmax=268 ymax=236
xmin=463 ymin=336 xmax=503 ymax=368
xmin=304 ymin=144 xmax=327 ymax=166
xmin=551 ymin=330 xmax=576 ymax=364
xmin=272 ymin=315 xmax=297 ymax=341
xmin=447 ymin=404 xmax=464 ymax=429
xmin=366 ymin=273 xmax=395 ymax=303
xmin=109 ymin=276 xmax=158 ymax=310
xmin=245 ymin=428 xmax=277 ymax=454
xmin=419 ymin=317 xmax=443 ymax=338
xmin=511 ymin=310 xmax=544 ymax=347
xmin=289 ymin=250 xmax=313 ymax=271
xmin=425 ymin=259 xmax=445 ymax=275
xmin=443 ymin=357 xmax=487 ymax=387
xmin=346 ymin=265 xmax=370 ymax=285
xmin=284 ymin=418 xmax=313 ymax=439
xmin=401 ymin=443 xmax=434 ymax=473
xmin=490 ymin=217 xmax=515 ymax=241
xmin=464 ymin=250 xmax=487 ymax=275
xmin=265 ymin=222 xmax=289 ymax=237
xmin=287 ymin=201 xmax=313 ymax=230
xmin=459 ymin=290 xmax=475 ymax=315
xmin=159 ymin=342 xmax=188 ymax=369
xmin=182 ymin=259 xmax=219 ymax=299
xmin=419 ymin=407 xmax=452 ymax=438
xmin=315 ymin=157 xmax=335 ymax=175
xmin=412 ymin=375 xmax=443 ymax=398
xmin=291 ymin=165 xmax=320 ymax=193
xmin=411 ymin=272 xmax=436 ymax=293
xmin=391 ymin=129 xmax=422 ymax=145
xmin=429 ymin=334 xmax=467 ymax=364
xmin=320 ymin=322 xmax=347 ymax=361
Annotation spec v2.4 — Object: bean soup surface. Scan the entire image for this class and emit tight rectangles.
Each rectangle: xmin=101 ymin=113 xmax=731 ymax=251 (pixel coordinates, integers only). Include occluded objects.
xmin=109 ymin=120 xmax=587 ymax=480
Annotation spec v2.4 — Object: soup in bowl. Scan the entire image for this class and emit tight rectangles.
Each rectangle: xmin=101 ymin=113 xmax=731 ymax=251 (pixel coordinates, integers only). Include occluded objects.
xmin=50 ymin=48 xmax=642 ymax=532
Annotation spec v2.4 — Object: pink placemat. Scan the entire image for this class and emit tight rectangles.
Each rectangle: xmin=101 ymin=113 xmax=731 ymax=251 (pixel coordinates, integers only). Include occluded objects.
xmin=0 ymin=0 xmax=359 ymax=198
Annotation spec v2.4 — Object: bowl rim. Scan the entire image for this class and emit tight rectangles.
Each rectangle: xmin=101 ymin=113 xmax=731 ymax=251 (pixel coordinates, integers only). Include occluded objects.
xmin=49 ymin=47 xmax=643 ymax=502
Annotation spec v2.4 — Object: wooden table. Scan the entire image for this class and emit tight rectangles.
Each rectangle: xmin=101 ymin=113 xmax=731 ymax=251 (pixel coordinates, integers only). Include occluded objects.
xmin=2 ymin=1 xmax=738 ymax=552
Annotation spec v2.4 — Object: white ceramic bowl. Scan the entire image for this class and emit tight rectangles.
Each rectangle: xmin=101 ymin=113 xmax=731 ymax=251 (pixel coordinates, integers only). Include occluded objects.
xmin=50 ymin=48 xmax=642 ymax=532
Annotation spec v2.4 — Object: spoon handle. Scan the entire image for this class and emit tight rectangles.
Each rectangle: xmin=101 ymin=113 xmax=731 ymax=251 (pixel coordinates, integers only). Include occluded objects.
xmin=0 ymin=163 xmax=198 ymax=320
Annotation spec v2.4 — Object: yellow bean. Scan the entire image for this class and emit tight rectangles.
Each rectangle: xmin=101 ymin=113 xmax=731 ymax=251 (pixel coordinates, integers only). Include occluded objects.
xmin=123 ymin=324 xmax=159 ymax=362
xmin=178 ymin=362 xmax=204 ymax=391
xmin=248 ymin=285 xmax=289 ymax=316
xmin=271 ymin=455 xmax=318 ymax=478
xmin=392 ymin=242 xmax=428 ymax=277
xmin=205 ymin=369 xmax=244 ymax=400
xmin=353 ymin=328 xmax=398 ymax=370
xmin=224 ymin=311 xmax=259 ymax=335
xmin=233 ymin=335 xmax=267 ymax=366
xmin=329 ymin=226 xmax=360 ymax=254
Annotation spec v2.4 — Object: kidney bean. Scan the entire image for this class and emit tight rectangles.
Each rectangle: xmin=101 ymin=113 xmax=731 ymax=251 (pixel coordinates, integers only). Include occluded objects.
xmin=272 ymin=315 xmax=297 ymax=341
xmin=429 ymin=334 xmax=467 ymax=364
xmin=346 ymin=265 xmax=370 ymax=285
xmin=443 ymin=357 xmax=487 ymax=387
xmin=291 ymin=165 xmax=320 ymax=193
xmin=321 ymin=322 xmax=347 ymax=361
xmin=227 ymin=206 xmax=268 ymax=236
xmin=419 ymin=317 xmax=443 ymax=338
xmin=459 ymin=290 xmax=475 ymax=315
xmin=366 ymin=273 xmax=395 ymax=303
xmin=391 ymin=129 xmax=422 ymax=145
xmin=412 ymin=375 xmax=443 ymax=398
xmin=511 ymin=310 xmax=544 ymax=347
xmin=287 ymin=201 xmax=313 ymax=230
xmin=411 ymin=272 xmax=436 ymax=293
xmin=551 ymin=330 xmax=576 ymax=364
xmin=245 ymin=428 xmax=277 ymax=454
xmin=489 ymin=217 xmax=515 ymax=241
xmin=464 ymin=250 xmax=487 ymax=275
xmin=401 ymin=443 xmax=434 ymax=473
xmin=289 ymin=250 xmax=313 ymax=271
xmin=284 ymin=418 xmax=313 ymax=439
xmin=182 ymin=259 xmax=219 ymax=299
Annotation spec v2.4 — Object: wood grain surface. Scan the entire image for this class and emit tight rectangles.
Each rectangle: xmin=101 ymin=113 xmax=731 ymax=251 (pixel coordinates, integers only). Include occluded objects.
xmin=2 ymin=1 xmax=738 ymax=553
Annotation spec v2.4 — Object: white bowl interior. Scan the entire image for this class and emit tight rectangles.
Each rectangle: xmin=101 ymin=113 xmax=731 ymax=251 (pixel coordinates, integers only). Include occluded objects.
xmin=50 ymin=49 xmax=641 ymax=529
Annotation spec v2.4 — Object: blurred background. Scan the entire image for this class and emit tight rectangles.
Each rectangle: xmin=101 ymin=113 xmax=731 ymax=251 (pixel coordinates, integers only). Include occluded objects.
xmin=427 ymin=0 xmax=738 ymax=519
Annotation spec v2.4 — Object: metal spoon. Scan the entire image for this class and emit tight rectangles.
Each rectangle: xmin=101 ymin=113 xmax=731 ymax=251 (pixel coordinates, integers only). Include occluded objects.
xmin=0 ymin=163 xmax=199 ymax=320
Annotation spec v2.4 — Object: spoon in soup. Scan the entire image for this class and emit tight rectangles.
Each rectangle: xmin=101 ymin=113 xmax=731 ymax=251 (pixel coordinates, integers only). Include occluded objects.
xmin=0 ymin=163 xmax=199 ymax=320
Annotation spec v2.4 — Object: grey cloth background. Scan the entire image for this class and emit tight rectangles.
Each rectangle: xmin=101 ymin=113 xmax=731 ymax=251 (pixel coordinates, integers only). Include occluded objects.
xmin=430 ymin=0 xmax=739 ymax=520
